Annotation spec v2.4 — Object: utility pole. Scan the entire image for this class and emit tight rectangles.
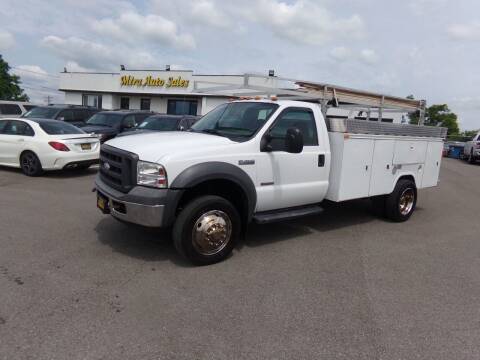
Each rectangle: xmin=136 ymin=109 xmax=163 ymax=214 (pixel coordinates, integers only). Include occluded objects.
xmin=45 ymin=95 xmax=52 ymax=105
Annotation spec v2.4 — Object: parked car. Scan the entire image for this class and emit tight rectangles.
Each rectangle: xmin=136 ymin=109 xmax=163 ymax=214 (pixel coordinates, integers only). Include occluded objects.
xmin=0 ymin=101 xmax=37 ymax=118
xmin=22 ymin=105 xmax=99 ymax=127
xmin=463 ymin=131 xmax=480 ymax=164
xmin=118 ymin=114 xmax=200 ymax=137
xmin=0 ymin=118 xmax=100 ymax=176
xmin=82 ymin=110 xmax=154 ymax=143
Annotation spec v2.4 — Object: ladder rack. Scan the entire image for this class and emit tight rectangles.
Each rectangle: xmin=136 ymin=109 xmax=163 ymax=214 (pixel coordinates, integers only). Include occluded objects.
xmin=194 ymin=73 xmax=427 ymax=125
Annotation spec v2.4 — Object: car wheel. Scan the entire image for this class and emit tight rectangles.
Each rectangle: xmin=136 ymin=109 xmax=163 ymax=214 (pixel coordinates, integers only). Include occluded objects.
xmin=469 ymin=150 xmax=476 ymax=164
xmin=173 ymin=195 xmax=240 ymax=265
xmin=20 ymin=151 xmax=44 ymax=177
xmin=385 ymin=179 xmax=417 ymax=222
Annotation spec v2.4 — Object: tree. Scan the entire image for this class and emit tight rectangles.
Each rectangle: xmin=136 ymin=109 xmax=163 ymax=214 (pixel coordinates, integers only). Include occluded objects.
xmin=0 ymin=54 xmax=29 ymax=101
xmin=409 ymin=103 xmax=459 ymax=135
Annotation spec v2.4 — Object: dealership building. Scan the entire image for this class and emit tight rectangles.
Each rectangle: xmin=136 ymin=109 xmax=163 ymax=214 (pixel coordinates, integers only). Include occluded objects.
xmin=59 ymin=69 xmax=278 ymax=116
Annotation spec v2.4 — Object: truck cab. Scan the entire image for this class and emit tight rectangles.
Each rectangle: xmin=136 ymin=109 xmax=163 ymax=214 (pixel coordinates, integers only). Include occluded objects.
xmin=95 ymin=99 xmax=444 ymax=265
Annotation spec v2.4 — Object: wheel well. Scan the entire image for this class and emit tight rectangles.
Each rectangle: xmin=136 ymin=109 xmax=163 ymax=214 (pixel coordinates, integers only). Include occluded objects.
xmin=176 ymin=179 xmax=249 ymax=224
xmin=397 ymin=175 xmax=416 ymax=187
xmin=19 ymin=150 xmax=37 ymax=162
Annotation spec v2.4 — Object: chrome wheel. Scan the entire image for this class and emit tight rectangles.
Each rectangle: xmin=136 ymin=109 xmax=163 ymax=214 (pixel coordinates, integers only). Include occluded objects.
xmin=399 ymin=188 xmax=415 ymax=216
xmin=192 ymin=210 xmax=232 ymax=256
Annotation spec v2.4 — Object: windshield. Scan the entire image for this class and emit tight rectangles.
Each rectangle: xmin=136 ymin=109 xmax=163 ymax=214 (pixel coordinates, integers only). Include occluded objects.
xmin=87 ymin=113 xmax=123 ymax=127
xmin=191 ymin=102 xmax=279 ymax=140
xmin=39 ymin=121 xmax=85 ymax=135
xmin=138 ymin=116 xmax=179 ymax=131
xmin=23 ymin=107 xmax=59 ymax=119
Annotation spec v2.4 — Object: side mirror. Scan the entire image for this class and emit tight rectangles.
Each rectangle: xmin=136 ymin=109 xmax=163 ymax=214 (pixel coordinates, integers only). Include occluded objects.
xmin=260 ymin=133 xmax=273 ymax=152
xmin=285 ymin=127 xmax=303 ymax=153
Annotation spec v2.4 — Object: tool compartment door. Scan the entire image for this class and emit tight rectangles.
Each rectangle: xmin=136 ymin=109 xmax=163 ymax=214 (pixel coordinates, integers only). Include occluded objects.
xmin=421 ymin=141 xmax=443 ymax=188
xmin=369 ymin=139 xmax=395 ymax=196
xmin=393 ymin=140 xmax=427 ymax=165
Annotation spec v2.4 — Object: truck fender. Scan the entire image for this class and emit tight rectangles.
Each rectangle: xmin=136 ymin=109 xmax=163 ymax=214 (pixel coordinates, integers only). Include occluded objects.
xmin=392 ymin=171 xmax=418 ymax=193
xmin=170 ymin=161 xmax=257 ymax=222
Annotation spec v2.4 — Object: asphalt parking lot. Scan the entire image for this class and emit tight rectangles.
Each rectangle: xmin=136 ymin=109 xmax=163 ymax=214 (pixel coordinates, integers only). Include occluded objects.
xmin=0 ymin=158 xmax=479 ymax=360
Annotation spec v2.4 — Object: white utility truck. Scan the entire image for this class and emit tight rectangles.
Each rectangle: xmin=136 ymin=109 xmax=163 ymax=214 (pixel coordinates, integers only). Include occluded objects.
xmin=95 ymin=75 xmax=446 ymax=265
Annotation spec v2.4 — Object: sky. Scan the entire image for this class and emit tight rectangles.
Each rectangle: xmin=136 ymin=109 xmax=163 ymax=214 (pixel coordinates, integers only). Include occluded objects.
xmin=0 ymin=0 xmax=479 ymax=130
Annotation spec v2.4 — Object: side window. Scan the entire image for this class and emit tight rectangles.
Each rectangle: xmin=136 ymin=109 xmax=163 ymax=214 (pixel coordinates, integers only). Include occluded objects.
xmin=123 ymin=115 xmax=136 ymax=129
xmin=0 ymin=120 xmax=8 ymax=133
xmin=3 ymin=120 xmax=34 ymax=136
xmin=0 ymin=104 xmax=22 ymax=115
xmin=57 ymin=110 xmax=74 ymax=122
xmin=268 ymin=108 xmax=318 ymax=151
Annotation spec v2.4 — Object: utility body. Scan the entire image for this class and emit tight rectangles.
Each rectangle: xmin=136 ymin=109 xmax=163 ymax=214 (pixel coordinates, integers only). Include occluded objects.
xmin=95 ymin=96 xmax=445 ymax=265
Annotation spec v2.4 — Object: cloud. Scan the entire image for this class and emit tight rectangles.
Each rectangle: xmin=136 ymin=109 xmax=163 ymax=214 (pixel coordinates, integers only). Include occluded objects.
xmin=11 ymin=64 xmax=62 ymax=105
xmin=11 ymin=65 xmax=50 ymax=80
xmin=0 ymin=30 xmax=14 ymax=50
xmin=243 ymin=0 xmax=364 ymax=45
xmin=329 ymin=47 xmax=378 ymax=64
xmin=91 ymin=12 xmax=196 ymax=50
xmin=190 ymin=0 xmax=231 ymax=28
xmin=41 ymin=35 xmax=157 ymax=71
xmin=408 ymin=0 xmax=447 ymax=15
xmin=447 ymin=22 xmax=480 ymax=40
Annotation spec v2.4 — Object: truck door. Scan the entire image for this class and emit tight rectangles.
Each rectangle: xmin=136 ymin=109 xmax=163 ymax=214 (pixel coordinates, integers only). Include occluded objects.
xmin=256 ymin=107 xmax=329 ymax=212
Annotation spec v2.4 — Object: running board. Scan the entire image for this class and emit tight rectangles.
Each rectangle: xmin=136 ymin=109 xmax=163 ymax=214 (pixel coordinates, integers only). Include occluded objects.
xmin=253 ymin=205 xmax=324 ymax=224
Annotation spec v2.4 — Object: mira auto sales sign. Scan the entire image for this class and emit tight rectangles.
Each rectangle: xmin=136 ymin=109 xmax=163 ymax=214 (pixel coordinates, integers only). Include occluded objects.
xmin=120 ymin=74 xmax=190 ymax=88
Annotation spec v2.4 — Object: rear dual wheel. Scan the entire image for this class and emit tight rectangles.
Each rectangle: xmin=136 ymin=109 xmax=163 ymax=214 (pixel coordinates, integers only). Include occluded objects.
xmin=20 ymin=152 xmax=43 ymax=177
xmin=372 ymin=179 xmax=417 ymax=222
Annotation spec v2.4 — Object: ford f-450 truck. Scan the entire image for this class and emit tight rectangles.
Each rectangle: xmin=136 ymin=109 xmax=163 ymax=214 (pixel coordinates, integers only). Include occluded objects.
xmin=95 ymin=77 xmax=446 ymax=265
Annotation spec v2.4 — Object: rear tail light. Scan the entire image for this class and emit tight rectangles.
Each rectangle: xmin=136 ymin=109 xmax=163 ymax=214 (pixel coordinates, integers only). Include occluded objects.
xmin=48 ymin=141 xmax=70 ymax=152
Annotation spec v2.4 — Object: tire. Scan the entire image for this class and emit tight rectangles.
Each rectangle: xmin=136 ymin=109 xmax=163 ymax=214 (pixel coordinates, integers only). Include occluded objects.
xmin=468 ymin=150 xmax=476 ymax=164
xmin=20 ymin=151 xmax=44 ymax=177
xmin=385 ymin=179 xmax=417 ymax=222
xmin=173 ymin=195 xmax=241 ymax=265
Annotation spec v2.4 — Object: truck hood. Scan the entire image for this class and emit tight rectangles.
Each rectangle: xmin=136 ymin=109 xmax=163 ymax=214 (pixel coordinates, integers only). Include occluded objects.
xmin=105 ymin=131 xmax=235 ymax=163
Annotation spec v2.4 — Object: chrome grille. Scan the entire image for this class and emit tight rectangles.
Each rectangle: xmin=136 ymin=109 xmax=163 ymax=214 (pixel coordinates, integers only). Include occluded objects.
xmin=99 ymin=145 xmax=138 ymax=193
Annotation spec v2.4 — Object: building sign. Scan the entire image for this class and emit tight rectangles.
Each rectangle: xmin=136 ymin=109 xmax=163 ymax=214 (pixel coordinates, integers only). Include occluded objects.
xmin=120 ymin=75 xmax=190 ymax=88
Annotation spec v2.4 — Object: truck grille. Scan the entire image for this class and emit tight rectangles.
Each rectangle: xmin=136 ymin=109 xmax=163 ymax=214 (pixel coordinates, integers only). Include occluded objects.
xmin=99 ymin=144 xmax=138 ymax=193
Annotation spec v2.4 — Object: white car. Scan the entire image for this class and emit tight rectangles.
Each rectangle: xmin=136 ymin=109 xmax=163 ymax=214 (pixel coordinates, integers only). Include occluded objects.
xmin=463 ymin=131 xmax=480 ymax=164
xmin=0 ymin=118 xmax=100 ymax=176
xmin=0 ymin=101 xmax=37 ymax=118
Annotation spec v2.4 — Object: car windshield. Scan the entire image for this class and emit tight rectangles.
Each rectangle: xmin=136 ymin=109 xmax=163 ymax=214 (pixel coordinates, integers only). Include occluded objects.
xmin=190 ymin=102 xmax=279 ymax=140
xmin=87 ymin=113 xmax=123 ymax=127
xmin=23 ymin=107 xmax=59 ymax=119
xmin=138 ymin=116 xmax=179 ymax=131
xmin=39 ymin=121 xmax=85 ymax=135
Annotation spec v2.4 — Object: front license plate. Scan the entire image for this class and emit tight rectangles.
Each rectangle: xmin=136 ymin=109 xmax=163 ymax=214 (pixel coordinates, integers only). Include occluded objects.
xmin=97 ymin=193 xmax=110 ymax=214
xmin=81 ymin=143 xmax=91 ymax=150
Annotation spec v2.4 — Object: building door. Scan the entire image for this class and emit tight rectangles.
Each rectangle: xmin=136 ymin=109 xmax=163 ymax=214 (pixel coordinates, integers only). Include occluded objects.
xmin=120 ymin=97 xmax=130 ymax=110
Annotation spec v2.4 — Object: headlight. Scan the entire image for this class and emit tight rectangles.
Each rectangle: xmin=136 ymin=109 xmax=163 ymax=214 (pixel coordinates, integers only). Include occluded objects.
xmin=137 ymin=161 xmax=168 ymax=188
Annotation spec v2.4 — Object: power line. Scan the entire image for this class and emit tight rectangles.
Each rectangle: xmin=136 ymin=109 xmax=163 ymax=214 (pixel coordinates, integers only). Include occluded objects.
xmin=11 ymin=66 xmax=60 ymax=79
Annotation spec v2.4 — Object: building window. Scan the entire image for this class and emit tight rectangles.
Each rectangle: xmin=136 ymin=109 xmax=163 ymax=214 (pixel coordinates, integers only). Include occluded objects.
xmin=82 ymin=94 xmax=102 ymax=109
xmin=167 ymin=99 xmax=197 ymax=115
xmin=140 ymin=98 xmax=151 ymax=111
xmin=120 ymin=97 xmax=130 ymax=110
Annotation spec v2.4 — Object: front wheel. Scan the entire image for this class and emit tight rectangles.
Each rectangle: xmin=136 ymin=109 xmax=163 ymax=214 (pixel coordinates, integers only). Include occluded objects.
xmin=20 ymin=151 xmax=43 ymax=177
xmin=173 ymin=196 xmax=241 ymax=265
xmin=385 ymin=179 xmax=417 ymax=222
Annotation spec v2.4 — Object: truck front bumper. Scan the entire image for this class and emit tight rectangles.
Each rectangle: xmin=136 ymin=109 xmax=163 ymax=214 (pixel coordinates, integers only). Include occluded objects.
xmin=95 ymin=176 xmax=182 ymax=228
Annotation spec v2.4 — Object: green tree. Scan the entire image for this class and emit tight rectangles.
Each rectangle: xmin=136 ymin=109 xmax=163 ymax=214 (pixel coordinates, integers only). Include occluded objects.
xmin=0 ymin=54 xmax=29 ymax=101
xmin=409 ymin=103 xmax=459 ymax=135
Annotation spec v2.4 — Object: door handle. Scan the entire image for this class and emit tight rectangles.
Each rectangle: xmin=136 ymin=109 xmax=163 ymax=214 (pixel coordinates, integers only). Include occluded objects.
xmin=318 ymin=154 xmax=325 ymax=167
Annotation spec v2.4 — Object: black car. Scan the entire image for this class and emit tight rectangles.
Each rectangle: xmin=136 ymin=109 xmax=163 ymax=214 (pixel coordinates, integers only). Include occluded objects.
xmin=22 ymin=105 xmax=99 ymax=127
xmin=119 ymin=114 xmax=200 ymax=137
xmin=82 ymin=110 xmax=154 ymax=142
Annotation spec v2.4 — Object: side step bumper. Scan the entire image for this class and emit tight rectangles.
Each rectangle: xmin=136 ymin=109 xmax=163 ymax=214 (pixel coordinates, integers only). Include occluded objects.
xmin=253 ymin=205 xmax=324 ymax=224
